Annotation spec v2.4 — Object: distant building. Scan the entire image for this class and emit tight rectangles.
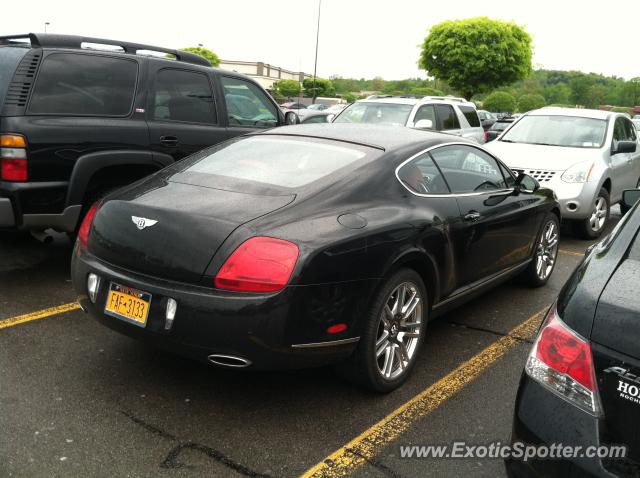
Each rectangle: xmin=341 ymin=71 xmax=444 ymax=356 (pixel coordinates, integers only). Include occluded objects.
xmin=219 ymin=60 xmax=311 ymax=91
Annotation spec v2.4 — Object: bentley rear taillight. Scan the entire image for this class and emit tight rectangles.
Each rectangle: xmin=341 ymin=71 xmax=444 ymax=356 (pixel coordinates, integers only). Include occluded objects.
xmin=525 ymin=305 xmax=601 ymax=416
xmin=214 ymin=237 xmax=299 ymax=293
xmin=78 ymin=201 xmax=102 ymax=249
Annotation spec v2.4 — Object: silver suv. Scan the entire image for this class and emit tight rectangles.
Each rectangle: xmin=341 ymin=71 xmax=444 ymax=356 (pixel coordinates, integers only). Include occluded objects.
xmin=486 ymin=107 xmax=640 ymax=238
xmin=332 ymin=96 xmax=485 ymax=143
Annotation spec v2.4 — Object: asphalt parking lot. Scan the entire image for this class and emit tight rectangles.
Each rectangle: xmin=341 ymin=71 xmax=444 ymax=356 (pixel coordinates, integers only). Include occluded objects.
xmin=0 ymin=210 xmax=621 ymax=478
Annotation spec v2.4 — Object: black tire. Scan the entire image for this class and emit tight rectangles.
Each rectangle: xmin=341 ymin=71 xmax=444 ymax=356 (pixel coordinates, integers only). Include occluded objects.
xmin=572 ymin=188 xmax=610 ymax=239
xmin=522 ymin=213 xmax=560 ymax=287
xmin=336 ymin=268 xmax=428 ymax=393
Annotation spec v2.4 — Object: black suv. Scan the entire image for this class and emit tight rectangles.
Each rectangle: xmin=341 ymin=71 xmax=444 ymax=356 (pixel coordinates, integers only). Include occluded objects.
xmin=0 ymin=33 xmax=295 ymax=233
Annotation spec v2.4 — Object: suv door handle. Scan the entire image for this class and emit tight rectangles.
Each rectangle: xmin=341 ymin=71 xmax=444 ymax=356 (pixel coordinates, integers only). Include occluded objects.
xmin=160 ymin=136 xmax=178 ymax=147
xmin=464 ymin=211 xmax=481 ymax=222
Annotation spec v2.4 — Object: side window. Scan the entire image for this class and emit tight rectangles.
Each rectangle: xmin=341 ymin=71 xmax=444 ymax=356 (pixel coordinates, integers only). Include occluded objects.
xmin=152 ymin=69 xmax=216 ymax=124
xmin=430 ymin=145 xmax=507 ymax=193
xmin=613 ymin=118 xmax=626 ymax=143
xmin=498 ymin=162 xmax=517 ymax=188
xmin=623 ymin=119 xmax=637 ymax=141
xmin=29 ymin=53 xmax=137 ymax=116
xmin=459 ymin=105 xmax=481 ymax=127
xmin=397 ymin=152 xmax=450 ymax=195
xmin=221 ymin=77 xmax=278 ymax=128
xmin=435 ymin=104 xmax=461 ymax=130
xmin=414 ymin=105 xmax=436 ymax=126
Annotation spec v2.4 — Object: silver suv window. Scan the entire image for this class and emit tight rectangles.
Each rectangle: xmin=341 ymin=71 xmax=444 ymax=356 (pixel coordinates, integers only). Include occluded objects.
xmin=501 ymin=115 xmax=607 ymax=148
xmin=334 ymin=102 xmax=413 ymax=126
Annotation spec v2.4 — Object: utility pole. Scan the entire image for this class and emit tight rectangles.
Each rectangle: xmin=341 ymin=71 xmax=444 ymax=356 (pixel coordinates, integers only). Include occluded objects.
xmin=44 ymin=22 xmax=50 ymax=33
xmin=311 ymin=0 xmax=321 ymax=104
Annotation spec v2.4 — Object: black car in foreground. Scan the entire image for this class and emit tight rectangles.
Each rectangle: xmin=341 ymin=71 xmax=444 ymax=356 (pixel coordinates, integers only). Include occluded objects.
xmin=72 ymin=124 xmax=560 ymax=391
xmin=507 ymin=189 xmax=640 ymax=476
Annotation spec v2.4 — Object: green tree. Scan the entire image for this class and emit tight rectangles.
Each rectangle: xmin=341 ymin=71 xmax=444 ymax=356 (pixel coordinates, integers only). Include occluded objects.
xmin=544 ymin=83 xmax=571 ymax=105
xmin=274 ymin=79 xmax=301 ymax=99
xmin=179 ymin=46 xmax=220 ymax=67
xmin=483 ymin=91 xmax=517 ymax=113
xmin=303 ymin=77 xmax=335 ymax=97
xmin=418 ymin=17 xmax=532 ymax=99
xmin=342 ymin=93 xmax=356 ymax=103
xmin=409 ymin=87 xmax=444 ymax=97
xmin=517 ymin=93 xmax=546 ymax=112
xmin=569 ymin=76 xmax=594 ymax=106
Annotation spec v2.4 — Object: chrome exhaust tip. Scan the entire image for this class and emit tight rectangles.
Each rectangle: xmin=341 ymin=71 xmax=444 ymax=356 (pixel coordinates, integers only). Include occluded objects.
xmin=207 ymin=354 xmax=252 ymax=368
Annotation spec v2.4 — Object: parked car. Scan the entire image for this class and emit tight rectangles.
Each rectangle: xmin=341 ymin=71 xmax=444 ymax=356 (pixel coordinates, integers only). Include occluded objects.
xmin=281 ymin=102 xmax=306 ymax=110
xmin=299 ymin=112 xmax=331 ymax=124
xmin=633 ymin=119 xmax=640 ymax=132
xmin=485 ymin=117 xmax=516 ymax=142
xmin=478 ymin=109 xmax=497 ymax=131
xmin=307 ymin=103 xmax=328 ymax=111
xmin=332 ymin=96 xmax=485 ymax=144
xmin=486 ymin=107 xmax=640 ymax=238
xmin=507 ymin=188 xmax=640 ymax=477
xmin=72 ymin=124 xmax=559 ymax=392
xmin=0 ymin=33 xmax=296 ymax=234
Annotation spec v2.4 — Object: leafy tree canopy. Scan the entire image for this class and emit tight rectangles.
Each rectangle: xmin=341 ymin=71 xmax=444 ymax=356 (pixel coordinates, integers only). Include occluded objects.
xmin=303 ymin=77 xmax=335 ymax=97
xmin=483 ymin=91 xmax=517 ymax=113
xmin=274 ymin=79 xmax=301 ymax=99
xmin=517 ymin=93 xmax=546 ymax=112
xmin=419 ymin=17 xmax=532 ymax=99
xmin=180 ymin=46 xmax=220 ymax=67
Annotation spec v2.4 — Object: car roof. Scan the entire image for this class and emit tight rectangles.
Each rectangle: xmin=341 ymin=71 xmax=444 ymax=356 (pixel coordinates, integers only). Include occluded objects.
xmin=256 ymin=124 xmax=460 ymax=150
xmin=529 ymin=107 xmax=613 ymax=120
xmin=356 ymin=98 xmax=419 ymax=106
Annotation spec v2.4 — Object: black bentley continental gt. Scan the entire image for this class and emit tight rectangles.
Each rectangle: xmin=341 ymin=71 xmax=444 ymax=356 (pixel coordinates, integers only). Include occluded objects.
xmin=507 ymin=189 xmax=640 ymax=477
xmin=72 ymin=124 xmax=560 ymax=391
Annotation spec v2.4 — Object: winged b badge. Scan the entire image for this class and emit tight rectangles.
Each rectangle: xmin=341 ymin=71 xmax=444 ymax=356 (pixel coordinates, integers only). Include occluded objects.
xmin=131 ymin=216 xmax=158 ymax=231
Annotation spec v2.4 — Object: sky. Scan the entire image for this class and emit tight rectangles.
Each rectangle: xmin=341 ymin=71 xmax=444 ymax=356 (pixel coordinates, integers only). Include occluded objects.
xmin=7 ymin=0 xmax=640 ymax=81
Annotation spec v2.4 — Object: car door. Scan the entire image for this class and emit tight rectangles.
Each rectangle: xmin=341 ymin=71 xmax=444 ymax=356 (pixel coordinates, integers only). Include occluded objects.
xmin=435 ymin=104 xmax=462 ymax=136
xmin=430 ymin=144 xmax=541 ymax=285
xmin=218 ymin=76 xmax=280 ymax=137
xmin=623 ymin=118 xmax=640 ymax=189
xmin=146 ymin=66 xmax=228 ymax=162
xmin=609 ymin=117 xmax=638 ymax=200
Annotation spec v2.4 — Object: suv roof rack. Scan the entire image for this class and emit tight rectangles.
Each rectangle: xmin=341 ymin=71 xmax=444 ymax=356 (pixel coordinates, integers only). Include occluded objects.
xmin=0 ymin=33 xmax=211 ymax=67
xmin=420 ymin=95 xmax=468 ymax=103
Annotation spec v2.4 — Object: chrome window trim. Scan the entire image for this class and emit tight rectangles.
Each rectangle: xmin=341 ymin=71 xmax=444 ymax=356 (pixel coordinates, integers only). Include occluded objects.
xmin=395 ymin=141 xmax=516 ymax=198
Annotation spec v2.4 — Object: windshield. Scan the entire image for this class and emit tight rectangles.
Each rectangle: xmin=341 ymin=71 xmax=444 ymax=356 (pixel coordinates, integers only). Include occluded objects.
xmin=500 ymin=115 xmax=607 ymax=148
xmin=333 ymin=102 xmax=413 ymax=126
xmin=186 ymin=136 xmax=374 ymax=188
xmin=0 ymin=47 xmax=29 ymax=106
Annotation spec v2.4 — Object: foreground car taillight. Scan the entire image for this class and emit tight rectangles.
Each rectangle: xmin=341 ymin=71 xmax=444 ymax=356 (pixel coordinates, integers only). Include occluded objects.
xmin=0 ymin=134 xmax=28 ymax=181
xmin=78 ymin=201 xmax=102 ymax=249
xmin=525 ymin=305 xmax=602 ymax=416
xmin=214 ymin=237 xmax=299 ymax=293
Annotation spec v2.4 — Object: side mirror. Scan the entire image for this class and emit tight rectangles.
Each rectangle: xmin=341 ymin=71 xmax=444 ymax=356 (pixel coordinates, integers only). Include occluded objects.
xmin=515 ymin=172 xmax=539 ymax=192
xmin=414 ymin=119 xmax=434 ymax=130
xmin=284 ymin=111 xmax=300 ymax=125
xmin=622 ymin=189 xmax=640 ymax=210
xmin=613 ymin=140 xmax=637 ymax=155
xmin=326 ymin=114 xmax=335 ymax=123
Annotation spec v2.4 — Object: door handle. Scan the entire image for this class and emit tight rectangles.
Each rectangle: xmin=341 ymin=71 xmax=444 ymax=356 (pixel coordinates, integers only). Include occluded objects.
xmin=464 ymin=211 xmax=481 ymax=222
xmin=159 ymin=136 xmax=178 ymax=147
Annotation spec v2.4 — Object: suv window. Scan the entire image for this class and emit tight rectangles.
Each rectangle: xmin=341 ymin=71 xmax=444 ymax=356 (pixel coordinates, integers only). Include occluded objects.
xmin=152 ymin=69 xmax=216 ymax=124
xmin=414 ymin=105 xmax=436 ymax=127
xmin=623 ymin=118 xmax=637 ymax=141
xmin=0 ymin=47 xmax=29 ymax=106
xmin=221 ymin=77 xmax=277 ymax=128
xmin=435 ymin=104 xmax=461 ymax=130
xmin=430 ymin=145 xmax=507 ymax=193
xmin=397 ymin=152 xmax=450 ymax=194
xmin=29 ymin=53 xmax=137 ymax=116
xmin=459 ymin=105 xmax=481 ymax=127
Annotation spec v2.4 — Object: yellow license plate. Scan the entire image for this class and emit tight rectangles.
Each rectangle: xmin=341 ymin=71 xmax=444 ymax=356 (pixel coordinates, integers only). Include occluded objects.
xmin=104 ymin=282 xmax=152 ymax=327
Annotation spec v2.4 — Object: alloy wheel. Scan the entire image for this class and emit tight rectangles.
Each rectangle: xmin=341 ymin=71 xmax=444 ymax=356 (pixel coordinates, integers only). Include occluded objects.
xmin=589 ymin=196 xmax=608 ymax=232
xmin=535 ymin=220 xmax=559 ymax=280
xmin=375 ymin=281 xmax=423 ymax=380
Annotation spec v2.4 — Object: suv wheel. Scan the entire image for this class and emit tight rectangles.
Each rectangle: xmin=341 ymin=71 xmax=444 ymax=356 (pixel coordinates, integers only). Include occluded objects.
xmin=573 ymin=188 xmax=610 ymax=239
xmin=337 ymin=268 xmax=427 ymax=392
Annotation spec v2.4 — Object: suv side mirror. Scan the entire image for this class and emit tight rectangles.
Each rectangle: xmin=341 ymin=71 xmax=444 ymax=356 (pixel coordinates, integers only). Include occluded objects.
xmin=414 ymin=119 xmax=434 ymax=130
xmin=284 ymin=111 xmax=300 ymax=125
xmin=622 ymin=189 xmax=640 ymax=210
xmin=515 ymin=172 xmax=539 ymax=192
xmin=613 ymin=140 xmax=637 ymax=155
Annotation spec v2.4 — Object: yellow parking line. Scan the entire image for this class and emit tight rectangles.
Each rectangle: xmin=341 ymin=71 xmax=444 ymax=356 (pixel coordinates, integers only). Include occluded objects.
xmin=299 ymin=306 xmax=549 ymax=478
xmin=559 ymin=249 xmax=585 ymax=257
xmin=0 ymin=302 xmax=80 ymax=330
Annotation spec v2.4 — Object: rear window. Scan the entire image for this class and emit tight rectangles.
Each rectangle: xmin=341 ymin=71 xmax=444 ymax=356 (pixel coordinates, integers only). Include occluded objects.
xmin=459 ymin=105 xmax=481 ymax=127
xmin=491 ymin=121 xmax=511 ymax=131
xmin=0 ymin=47 xmax=29 ymax=106
xmin=334 ymin=102 xmax=413 ymax=126
xmin=28 ymin=53 xmax=138 ymax=116
xmin=187 ymin=136 xmax=375 ymax=188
